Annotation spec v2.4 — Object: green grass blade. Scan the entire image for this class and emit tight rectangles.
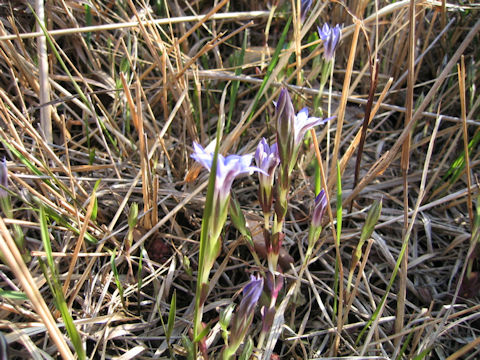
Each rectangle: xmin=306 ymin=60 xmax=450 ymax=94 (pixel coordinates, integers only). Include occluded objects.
xmin=412 ymin=348 xmax=432 ymax=360
xmin=182 ymin=334 xmax=195 ymax=360
xmin=90 ymin=180 xmax=101 ymax=222
xmin=39 ymin=205 xmax=86 ymax=359
xmin=110 ymin=248 xmax=126 ymax=309
xmin=239 ymin=337 xmax=253 ymax=360
xmin=0 ymin=288 xmax=28 ymax=301
xmin=355 ymin=223 xmax=411 ymax=345
xmin=41 ymin=203 xmax=97 ymax=244
xmin=2 ymin=138 xmax=54 ymax=190
xmin=84 ymin=4 xmax=92 ymax=48
xmin=441 ymin=129 xmax=480 ymax=186
xmin=395 ymin=329 xmax=414 ymax=360
xmin=2 ymin=135 xmax=81 ymax=209
xmin=167 ymin=290 xmax=176 ymax=343
xmin=53 ymin=280 xmax=86 ymax=360
xmin=137 ymin=247 xmax=145 ymax=311
xmin=314 ymin=160 xmax=321 ymax=196
xmin=194 ymin=322 xmax=212 ymax=343
xmin=39 ymin=204 xmax=55 ymax=272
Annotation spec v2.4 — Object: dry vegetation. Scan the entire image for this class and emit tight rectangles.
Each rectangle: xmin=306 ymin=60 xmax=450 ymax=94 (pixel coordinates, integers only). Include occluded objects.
xmin=0 ymin=0 xmax=479 ymax=359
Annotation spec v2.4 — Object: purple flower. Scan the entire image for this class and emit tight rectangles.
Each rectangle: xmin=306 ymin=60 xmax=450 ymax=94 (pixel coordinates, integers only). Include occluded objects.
xmin=191 ymin=142 xmax=265 ymax=203
xmin=224 ymin=274 xmax=264 ymax=358
xmin=255 ymin=139 xmax=279 ymax=213
xmin=306 ymin=189 xmax=327 ymax=258
xmin=0 ymin=158 xmax=7 ymax=199
xmin=318 ymin=23 xmax=342 ymax=61
xmin=275 ymin=88 xmax=296 ymax=164
xmin=293 ymin=107 xmax=330 ymax=146
xmin=255 ymin=138 xmax=279 ymax=180
xmin=312 ymin=189 xmax=327 ymax=228
xmin=300 ymin=0 xmax=313 ymax=22
xmin=238 ymin=275 xmax=264 ymax=316
xmin=274 ymin=88 xmax=333 ymax=174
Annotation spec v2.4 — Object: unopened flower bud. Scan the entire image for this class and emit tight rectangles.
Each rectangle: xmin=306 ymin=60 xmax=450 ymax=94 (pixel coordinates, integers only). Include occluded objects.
xmin=300 ymin=0 xmax=312 ymax=22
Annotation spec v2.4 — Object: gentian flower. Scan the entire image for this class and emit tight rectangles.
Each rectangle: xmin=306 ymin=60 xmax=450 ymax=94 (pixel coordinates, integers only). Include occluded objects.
xmin=300 ymin=0 xmax=313 ymax=22
xmin=318 ymin=23 xmax=342 ymax=61
xmin=224 ymin=275 xmax=264 ymax=359
xmin=192 ymin=142 xmax=264 ymax=204
xmin=275 ymin=88 xmax=296 ymax=166
xmin=293 ymin=108 xmax=329 ymax=147
xmin=290 ymin=107 xmax=334 ymax=173
xmin=0 ymin=158 xmax=7 ymax=199
xmin=312 ymin=189 xmax=327 ymax=229
xmin=191 ymin=142 xmax=266 ymax=241
xmin=255 ymin=138 xmax=279 ymax=214
xmin=0 ymin=158 xmax=28 ymax=263
xmin=238 ymin=275 xmax=264 ymax=316
xmin=274 ymin=89 xmax=333 ymax=171
xmin=306 ymin=189 xmax=327 ymax=259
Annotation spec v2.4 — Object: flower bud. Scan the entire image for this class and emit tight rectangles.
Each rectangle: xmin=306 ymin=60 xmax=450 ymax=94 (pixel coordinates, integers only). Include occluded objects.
xmin=224 ymin=275 xmax=264 ymax=359
xmin=275 ymin=88 xmax=295 ymax=166
xmin=300 ymin=0 xmax=312 ymax=22
xmin=312 ymin=189 xmax=327 ymax=229
xmin=0 ymin=158 xmax=7 ymax=199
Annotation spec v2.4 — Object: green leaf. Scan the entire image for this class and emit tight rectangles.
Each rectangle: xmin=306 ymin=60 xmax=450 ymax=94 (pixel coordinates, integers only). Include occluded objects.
xmin=39 ymin=204 xmax=55 ymax=273
xmin=166 ymin=290 xmax=176 ymax=343
xmin=0 ymin=288 xmax=28 ymax=301
xmin=181 ymin=335 xmax=195 ymax=360
xmin=239 ymin=337 xmax=254 ymax=360
xmin=110 ymin=248 xmax=125 ymax=309
xmin=84 ymin=4 xmax=92 ymax=47
xmin=412 ymin=347 xmax=432 ymax=360
xmin=39 ymin=205 xmax=85 ymax=359
xmin=194 ymin=322 xmax=212 ymax=343
xmin=90 ymin=180 xmax=101 ymax=222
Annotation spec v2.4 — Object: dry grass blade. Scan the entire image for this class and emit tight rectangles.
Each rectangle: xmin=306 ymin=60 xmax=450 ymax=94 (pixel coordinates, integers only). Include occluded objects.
xmin=35 ymin=0 xmax=51 ymax=143
xmin=0 ymin=218 xmax=74 ymax=359
xmin=396 ymin=0 xmax=417 ymax=343
xmin=458 ymin=56 xmax=474 ymax=229
xmin=327 ymin=21 xmax=360 ymax=191
xmin=62 ymin=186 xmax=97 ymax=300
xmin=0 ymin=11 xmax=272 ymax=41
xmin=345 ymin=17 xmax=480 ymax=206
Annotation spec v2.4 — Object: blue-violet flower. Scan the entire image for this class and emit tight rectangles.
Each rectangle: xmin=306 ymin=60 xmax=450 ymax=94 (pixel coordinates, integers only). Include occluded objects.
xmin=293 ymin=107 xmax=329 ymax=147
xmin=318 ymin=23 xmax=342 ymax=61
xmin=0 ymin=158 xmax=7 ymax=199
xmin=225 ymin=275 xmax=264 ymax=359
xmin=255 ymin=138 xmax=279 ymax=214
xmin=306 ymin=189 xmax=327 ymax=259
xmin=312 ymin=189 xmax=327 ymax=229
xmin=238 ymin=275 xmax=264 ymax=316
xmin=192 ymin=142 xmax=265 ymax=204
xmin=300 ymin=0 xmax=313 ymax=22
